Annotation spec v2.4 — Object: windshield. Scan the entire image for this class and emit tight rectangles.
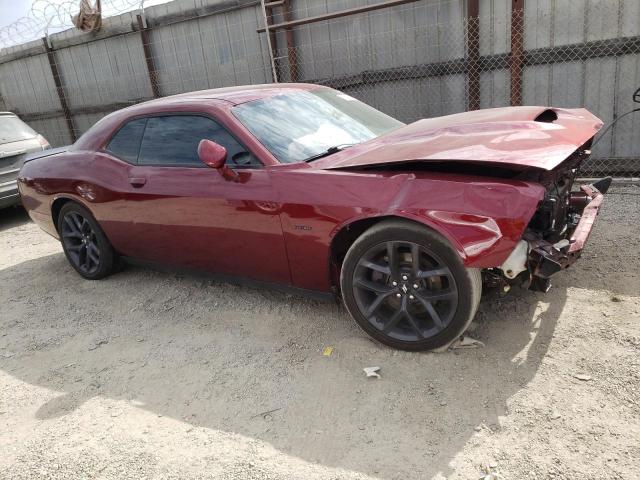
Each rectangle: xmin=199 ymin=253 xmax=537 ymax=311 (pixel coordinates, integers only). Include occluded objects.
xmin=232 ymin=89 xmax=404 ymax=163
xmin=0 ymin=115 xmax=37 ymax=144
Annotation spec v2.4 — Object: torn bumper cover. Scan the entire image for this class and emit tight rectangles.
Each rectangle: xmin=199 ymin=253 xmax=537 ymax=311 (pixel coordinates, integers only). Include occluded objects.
xmin=528 ymin=183 xmax=605 ymax=283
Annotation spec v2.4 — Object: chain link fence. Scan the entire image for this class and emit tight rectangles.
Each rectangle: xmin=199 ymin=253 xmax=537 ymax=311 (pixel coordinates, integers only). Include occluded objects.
xmin=268 ymin=0 xmax=639 ymax=176
xmin=0 ymin=0 xmax=638 ymax=176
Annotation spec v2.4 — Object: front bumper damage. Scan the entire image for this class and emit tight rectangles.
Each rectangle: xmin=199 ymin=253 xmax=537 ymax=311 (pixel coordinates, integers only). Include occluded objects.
xmin=526 ymin=182 xmax=606 ymax=291
xmin=495 ymin=179 xmax=608 ymax=293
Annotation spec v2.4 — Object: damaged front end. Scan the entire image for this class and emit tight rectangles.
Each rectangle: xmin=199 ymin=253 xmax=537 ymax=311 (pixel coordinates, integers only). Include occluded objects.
xmin=493 ymin=148 xmax=609 ymax=293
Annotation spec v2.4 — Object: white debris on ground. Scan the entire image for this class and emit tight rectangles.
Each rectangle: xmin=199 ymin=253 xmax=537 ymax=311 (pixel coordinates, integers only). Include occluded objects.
xmin=450 ymin=335 xmax=485 ymax=349
xmin=363 ymin=367 xmax=381 ymax=378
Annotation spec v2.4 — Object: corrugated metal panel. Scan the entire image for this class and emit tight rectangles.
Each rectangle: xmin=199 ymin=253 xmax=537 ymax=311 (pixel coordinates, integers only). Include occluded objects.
xmin=479 ymin=0 xmax=510 ymax=56
xmin=613 ymin=54 xmax=640 ymax=157
xmin=522 ymin=0 xmax=640 ymax=164
xmin=480 ymin=69 xmax=509 ymax=108
xmin=54 ymin=34 xmax=151 ymax=109
xmin=29 ymin=116 xmax=73 ymax=146
xmin=0 ymin=54 xmax=61 ymax=114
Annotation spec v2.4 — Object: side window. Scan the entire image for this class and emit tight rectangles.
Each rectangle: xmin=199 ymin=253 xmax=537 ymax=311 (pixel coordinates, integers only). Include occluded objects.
xmin=137 ymin=115 xmax=260 ymax=168
xmin=105 ymin=118 xmax=146 ymax=163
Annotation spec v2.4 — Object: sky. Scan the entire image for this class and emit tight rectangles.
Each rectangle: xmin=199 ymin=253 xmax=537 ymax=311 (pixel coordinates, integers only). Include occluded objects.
xmin=0 ymin=1 xmax=31 ymax=26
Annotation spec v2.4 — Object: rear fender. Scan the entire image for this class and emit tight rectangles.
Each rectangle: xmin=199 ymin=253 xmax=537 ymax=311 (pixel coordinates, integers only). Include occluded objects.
xmin=50 ymin=193 xmax=94 ymax=230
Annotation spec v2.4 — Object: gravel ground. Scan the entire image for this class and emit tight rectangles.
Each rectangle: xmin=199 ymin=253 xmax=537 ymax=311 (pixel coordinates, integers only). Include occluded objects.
xmin=1 ymin=186 xmax=639 ymax=480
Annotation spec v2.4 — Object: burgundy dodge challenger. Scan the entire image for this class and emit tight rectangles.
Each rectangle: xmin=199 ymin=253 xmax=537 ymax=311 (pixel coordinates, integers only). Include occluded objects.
xmin=18 ymin=83 xmax=608 ymax=351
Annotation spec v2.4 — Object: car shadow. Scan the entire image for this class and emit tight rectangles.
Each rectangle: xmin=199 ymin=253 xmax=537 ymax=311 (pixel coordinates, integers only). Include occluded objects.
xmin=0 ymin=249 xmax=566 ymax=479
xmin=0 ymin=206 xmax=30 ymax=232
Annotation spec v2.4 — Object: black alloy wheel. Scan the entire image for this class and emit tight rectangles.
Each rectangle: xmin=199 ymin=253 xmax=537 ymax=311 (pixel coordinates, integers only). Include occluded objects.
xmin=57 ymin=202 xmax=116 ymax=280
xmin=61 ymin=211 xmax=101 ymax=275
xmin=341 ymin=220 xmax=482 ymax=351
xmin=352 ymin=240 xmax=458 ymax=342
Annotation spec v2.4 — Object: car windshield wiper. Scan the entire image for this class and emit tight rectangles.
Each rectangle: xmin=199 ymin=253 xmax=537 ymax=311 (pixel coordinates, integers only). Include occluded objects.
xmin=303 ymin=143 xmax=355 ymax=163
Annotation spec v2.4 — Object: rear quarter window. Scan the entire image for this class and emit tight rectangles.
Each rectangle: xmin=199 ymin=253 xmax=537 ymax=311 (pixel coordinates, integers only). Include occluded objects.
xmin=105 ymin=118 xmax=147 ymax=163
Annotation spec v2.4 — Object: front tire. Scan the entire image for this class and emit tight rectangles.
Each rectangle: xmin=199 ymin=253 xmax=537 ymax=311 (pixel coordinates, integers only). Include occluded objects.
xmin=340 ymin=220 xmax=481 ymax=351
xmin=57 ymin=202 xmax=116 ymax=280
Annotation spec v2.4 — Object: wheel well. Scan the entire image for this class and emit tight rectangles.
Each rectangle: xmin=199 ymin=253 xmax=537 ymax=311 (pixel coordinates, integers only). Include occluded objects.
xmin=51 ymin=198 xmax=73 ymax=233
xmin=329 ymin=215 xmax=427 ymax=289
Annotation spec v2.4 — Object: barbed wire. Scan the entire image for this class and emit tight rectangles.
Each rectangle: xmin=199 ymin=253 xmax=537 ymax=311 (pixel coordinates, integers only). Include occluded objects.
xmin=0 ymin=0 xmax=144 ymax=48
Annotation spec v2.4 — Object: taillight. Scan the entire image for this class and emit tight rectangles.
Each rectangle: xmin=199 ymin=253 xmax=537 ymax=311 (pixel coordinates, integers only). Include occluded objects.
xmin=37 ymin=135 xmax=50 ymax=150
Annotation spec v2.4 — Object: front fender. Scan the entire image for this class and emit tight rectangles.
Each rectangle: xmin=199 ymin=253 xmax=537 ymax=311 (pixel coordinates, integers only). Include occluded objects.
xmin=275 ymin=167 xmax=545 ymax=291
xmin=386 ymin=176 xmax=545 ymax=268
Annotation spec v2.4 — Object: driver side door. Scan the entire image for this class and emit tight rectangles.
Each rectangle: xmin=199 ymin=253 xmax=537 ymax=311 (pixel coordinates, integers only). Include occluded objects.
xmin=103 ymin=114 xmax=290 ymax=284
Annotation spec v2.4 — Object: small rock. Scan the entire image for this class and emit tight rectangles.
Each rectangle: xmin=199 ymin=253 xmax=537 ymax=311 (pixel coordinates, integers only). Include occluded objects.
xmin=573 ymin=373 xmax=592 ymax=381
xmin=88 ymin=339 xmax=108 ymax=351
xmin=439 ymin=401 xmax=447 ymax=406
xmin=611 ymin=296 xmax=622 ymax=302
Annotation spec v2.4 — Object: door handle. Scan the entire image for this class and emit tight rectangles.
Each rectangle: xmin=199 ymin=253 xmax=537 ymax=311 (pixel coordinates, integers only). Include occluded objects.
xmin=129 ymin=177 xmax=147 ymax=188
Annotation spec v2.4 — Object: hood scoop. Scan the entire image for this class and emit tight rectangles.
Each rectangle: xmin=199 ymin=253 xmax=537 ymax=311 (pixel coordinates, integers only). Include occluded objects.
xmin=534 ymin=109 xmax=558 ymax=123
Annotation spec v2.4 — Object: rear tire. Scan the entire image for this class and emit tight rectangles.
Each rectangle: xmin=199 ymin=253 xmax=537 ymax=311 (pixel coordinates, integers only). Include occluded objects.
xmin=340 ymin=219 xmax=481 ymax=351
xmin=57 ymin=202 xmax=116 ymax=280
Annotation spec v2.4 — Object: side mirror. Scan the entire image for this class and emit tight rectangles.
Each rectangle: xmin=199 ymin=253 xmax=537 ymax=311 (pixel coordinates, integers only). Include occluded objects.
xmin=633 ymin=87 xmax=640 ymax=104
xmin=198 ymin=139 xmax=227 ymax=168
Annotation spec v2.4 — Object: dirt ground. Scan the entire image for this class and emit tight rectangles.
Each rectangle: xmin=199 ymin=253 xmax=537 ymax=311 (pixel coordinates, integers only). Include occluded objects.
xmin=1 ymin=186 xmax=639 ymax=480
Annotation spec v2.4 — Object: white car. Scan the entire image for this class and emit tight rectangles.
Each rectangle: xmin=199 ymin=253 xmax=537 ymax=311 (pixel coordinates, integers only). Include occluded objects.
xmin=0 ymin=112 xmax=50 ymax=209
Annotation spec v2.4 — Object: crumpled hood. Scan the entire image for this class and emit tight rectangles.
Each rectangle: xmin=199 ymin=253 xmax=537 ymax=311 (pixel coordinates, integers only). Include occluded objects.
xmin=314 ymin=106 xmax=603 ymax=171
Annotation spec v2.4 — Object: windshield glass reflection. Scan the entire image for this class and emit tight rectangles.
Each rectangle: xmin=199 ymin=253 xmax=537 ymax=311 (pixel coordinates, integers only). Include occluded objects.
xmin=233 ymin=89 xmax=404 ymax=163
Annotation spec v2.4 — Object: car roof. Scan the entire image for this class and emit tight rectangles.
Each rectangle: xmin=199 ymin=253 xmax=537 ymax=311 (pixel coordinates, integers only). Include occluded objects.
xmin=136 ymin=83 xmax=322 ymax=109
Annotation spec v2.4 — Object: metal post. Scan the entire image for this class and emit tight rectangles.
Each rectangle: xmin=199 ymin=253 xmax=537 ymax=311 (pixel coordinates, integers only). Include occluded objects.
xmin=260 ymin=0 xmax=279 ymax=82
xmin=136 ymin=14 xmax=161 ymax=98
xmin=510 ymin=0 xmax=524 ymax=106
xmin=42 ymin=37 xmax=76 ymax=143
xmin=466 ymin=0 xmax=480 ymax=111
xmin=282 ymin=0 xmax=298 ymax=82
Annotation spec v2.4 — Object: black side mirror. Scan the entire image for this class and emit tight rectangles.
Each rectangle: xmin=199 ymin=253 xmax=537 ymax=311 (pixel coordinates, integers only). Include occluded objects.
xmin=634 ymin=87 xmax=640 ymax=104
xmin=231 ymin=151 xmax=255 ymax=167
